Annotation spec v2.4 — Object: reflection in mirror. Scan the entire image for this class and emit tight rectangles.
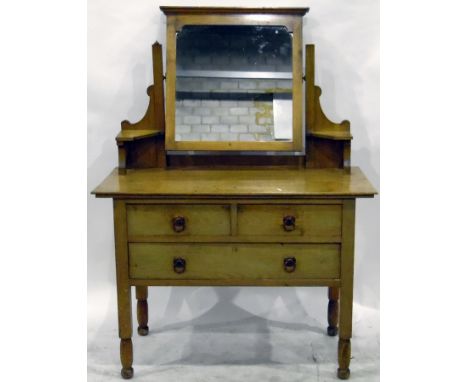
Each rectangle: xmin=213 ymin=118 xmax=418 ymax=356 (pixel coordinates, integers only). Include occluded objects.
xmin=175 ymin=25 xmax=293 ymax=142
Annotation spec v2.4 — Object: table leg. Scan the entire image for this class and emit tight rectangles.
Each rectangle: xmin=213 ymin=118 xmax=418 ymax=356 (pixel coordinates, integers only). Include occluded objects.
xmin=338 ymin=338 xmax=351 ymax=380
xmin=337 ymin=199 xmax=355 ymax=380
xmin=114 ymin=201 xmax=134 ymax=379
xmin=136 ymin=286 xmax=149 ymax=336
xmin=120 ymin=337 xmax=133 ymax=379
xmin=327 ymin=286 xmax=339 ymax=336
xmin=117 ymin=284 xmax=133 ymax=379
xmin=338 ymin=278 xmax=352 ymax=379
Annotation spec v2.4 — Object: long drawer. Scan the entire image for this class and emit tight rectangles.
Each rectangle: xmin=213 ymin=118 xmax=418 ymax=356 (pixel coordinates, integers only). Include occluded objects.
xmin=129 ymin=243 xmax=340 ymax=280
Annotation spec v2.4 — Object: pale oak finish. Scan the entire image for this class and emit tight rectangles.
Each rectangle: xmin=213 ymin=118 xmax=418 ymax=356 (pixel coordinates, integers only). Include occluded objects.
xmin=127 ymin=204 xmax=231 ymax=237
xmin=113 ymin=200 xmax=133 ymax=378
xmin=135 ymin=286 xmax=149 ymax=336
xmin=338 ymin=200 xmax=356 ymax=379
xmin=328 ymin=286 xmax=340 ymax=336
xmin=128 ymin=243 xmax=341 ymax=280
xmin=92 ymin=167 xmax=377 ymax=199
xmin=92 ymin=6 xmax=377 ymax=381
xmin=237 ymin=204 xmax=342 ymax=239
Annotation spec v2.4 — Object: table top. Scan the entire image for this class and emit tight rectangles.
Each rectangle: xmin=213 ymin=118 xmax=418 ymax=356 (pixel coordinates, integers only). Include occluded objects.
xmin=92 ymin=167 xmax=377 ymax=199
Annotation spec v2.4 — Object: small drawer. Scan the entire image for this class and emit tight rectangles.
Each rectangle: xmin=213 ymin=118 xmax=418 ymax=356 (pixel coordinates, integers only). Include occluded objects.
xmin=237 ymin=204 xmax=342 ymax=240
xmin=129 ymin=243 xmax=340 ymax=280
xmin=127 ymin=204 xmax=231 ymax=237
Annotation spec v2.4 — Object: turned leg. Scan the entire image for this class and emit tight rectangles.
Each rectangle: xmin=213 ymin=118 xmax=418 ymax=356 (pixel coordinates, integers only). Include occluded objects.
xmin=114 ymin=201 xmax=134 ymax=379
xmin=136 ymin=286 xmax=149 ymax=336
xmin=117 ymin=283 xmax=133 ymax=379
xmin=327 ymin=287 xmax=339 ymax=336
xmin=337 ymin=281 xmax=352 ymax=379
xmin=120 ymin=338 xmax=133 ymax=379
xmin=337 ymin=200 xmax=355 ymax=380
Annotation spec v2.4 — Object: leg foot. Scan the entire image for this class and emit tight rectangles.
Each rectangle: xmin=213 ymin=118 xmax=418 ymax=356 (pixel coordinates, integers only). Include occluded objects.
xmin=136 ymin=286 xmax=149 ymax=336
xmin=120 ymin=338 xmax=133 ymax=379
xmin=338 ymin=338 xmax=351 ymax=380
xmin=121 ymin=367 xmax=134 ymax=379
xmin=337 ymin=367 xmax=350 ymax=380
xmin=327 ymin=287 xmax=339 ymax=336
xmin=137 ymin=325 xmax=149 ymax=336
xmin=327 ymin=326 xmax=338 ymax=336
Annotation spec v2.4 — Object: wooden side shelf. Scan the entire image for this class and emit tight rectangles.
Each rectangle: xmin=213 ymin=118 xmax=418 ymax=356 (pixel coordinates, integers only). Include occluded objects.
xmin=116 ymin=130 xmax=163 ymax=143
xmin=308 ymin=131 xmax=353 ymax=141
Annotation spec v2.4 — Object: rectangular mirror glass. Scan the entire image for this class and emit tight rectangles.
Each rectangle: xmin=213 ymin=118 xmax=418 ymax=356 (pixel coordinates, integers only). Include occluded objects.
xmin=175 ymin=25 xmax=293 ymax=143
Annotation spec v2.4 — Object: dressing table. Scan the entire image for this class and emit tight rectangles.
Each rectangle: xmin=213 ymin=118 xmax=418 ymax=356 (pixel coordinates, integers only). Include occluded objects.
xmin=92 ymin=6 xmax=377 ymax=380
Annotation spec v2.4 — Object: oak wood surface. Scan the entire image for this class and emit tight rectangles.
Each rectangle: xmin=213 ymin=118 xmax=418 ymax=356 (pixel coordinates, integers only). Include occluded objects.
xmin=135 ymin=286 xmax=149 ymax=336
xmin=327 ymin=286 xmax=340 ymax=336
xmin=339 ymin=200 xmax=355 ymax=339
xmin=338 ymin=338 xmax=351 ymax=379
xmin=338 ymin=200 xmax=356 ymax=379
xmin=129 ymin=243 xmax=340 ymax=280
xmin=309 ymin=131 xmax=353 ymax=141
xmin=129 ymin=278 xmax=340 ymax=287
xmin=127 ymin=204 xmax=231 ymax=237
xmin=92 ymin=167 xmax=377 ymax=199
xmin=94 ymin=6 xmax=378 ymax=380
xmin=160 ymin=7 xmax=309 ymax=16
xmin=113 ymin=201 xmax=133 ymax=376
xmin=237 ymin=204 xmax=342 ymax=238
xmin=166 ymin=153 xmax=304 ymax=168
xmin=116 ymin=130 xmax=162 ymax=143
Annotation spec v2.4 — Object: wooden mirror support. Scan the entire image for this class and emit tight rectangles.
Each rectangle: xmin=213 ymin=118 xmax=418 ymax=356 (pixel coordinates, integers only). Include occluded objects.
xmin=93 ymin=6 xmax=377 ymax=380
xmin=115 ymin=7 xmax=352 ymax=173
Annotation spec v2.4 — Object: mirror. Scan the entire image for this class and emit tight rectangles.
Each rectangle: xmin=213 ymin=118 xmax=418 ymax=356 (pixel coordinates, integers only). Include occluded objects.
xmin=175 ymin=25 xmax=293 ymax=143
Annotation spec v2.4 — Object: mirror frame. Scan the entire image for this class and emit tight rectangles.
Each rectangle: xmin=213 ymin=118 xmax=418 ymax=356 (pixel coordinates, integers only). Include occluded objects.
xmin=164 ymin=11 xmax=304 ymax=153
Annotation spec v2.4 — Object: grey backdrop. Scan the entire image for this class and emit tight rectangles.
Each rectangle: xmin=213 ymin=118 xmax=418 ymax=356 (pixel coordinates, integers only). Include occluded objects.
xmin=88 ymin=1 xmax=379 ymax=380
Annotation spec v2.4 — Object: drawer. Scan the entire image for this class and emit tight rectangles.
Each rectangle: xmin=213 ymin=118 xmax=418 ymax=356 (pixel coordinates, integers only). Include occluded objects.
xmin=127 ymin=204 xmax=231 ymax=236
xmin=237 ymin=204 xmax=342 ymax=240
xmin=129 ymin=243 xmax=340 ymax=279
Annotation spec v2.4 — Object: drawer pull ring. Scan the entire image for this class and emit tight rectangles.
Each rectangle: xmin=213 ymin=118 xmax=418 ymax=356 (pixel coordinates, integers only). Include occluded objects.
xmin=283 ymin=257 xmax=297 ymax=273
xmin=283 ymin=215 xmax=296 ymax=231
xmin=173 ymin=257 xmax=186 ymax=274
xmin=172 ymin=216 xmax=186 ymax=233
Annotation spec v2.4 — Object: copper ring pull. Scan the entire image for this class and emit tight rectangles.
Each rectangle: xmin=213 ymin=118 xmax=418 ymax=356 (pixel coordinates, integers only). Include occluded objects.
xmin=283 ymin=215 xmax=296 ymax=231
xmin=172 ymin=216 xmax=186 ymax=233
xmin=283 ymin=257 xmax=297 ymax=273
xmin=173 ymin=257 xmax=186 ymax=274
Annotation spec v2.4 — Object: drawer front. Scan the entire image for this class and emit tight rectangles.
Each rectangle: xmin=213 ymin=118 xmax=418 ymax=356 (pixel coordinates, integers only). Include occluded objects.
xmin=237 ymin=204 xmax=342 ymax=240
xmin=127 ymin=204 xmax=231 ymax=236
xmin=129 ymin=243 xmax=340 ymax=280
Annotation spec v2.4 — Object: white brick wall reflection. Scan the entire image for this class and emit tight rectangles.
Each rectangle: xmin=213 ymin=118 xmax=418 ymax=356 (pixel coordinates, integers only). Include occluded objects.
xmin=175 ymin=78 xmax=292 ymax=142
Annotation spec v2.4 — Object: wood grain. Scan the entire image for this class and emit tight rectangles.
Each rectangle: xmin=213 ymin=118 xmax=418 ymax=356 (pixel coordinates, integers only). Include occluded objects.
xmin=129 ymin=278 xmax=340 ymax=287
xmin=337 ymin=338 xmax=351 ymax=379
xmin=113 ymin=200 xmax=133 ymax=377
xmin=92 ymin=167 xmax=377 ymax=199
xmin=116 ymin=130 xmax=162 ymax=143
xmin=237 ymin=204 xmax=342 ymax=239
xmin=135 ymin=286 xmax=149 ymax=336
xmin=327 ymin=286 xmax=340 ymax=336
xmin=127 ymin=204 xmax=231 ymax=236
xmin=129 ymin=243 xmax=340 ymax=280
xmin=160 ymin=7 xmax=309 ymax=16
